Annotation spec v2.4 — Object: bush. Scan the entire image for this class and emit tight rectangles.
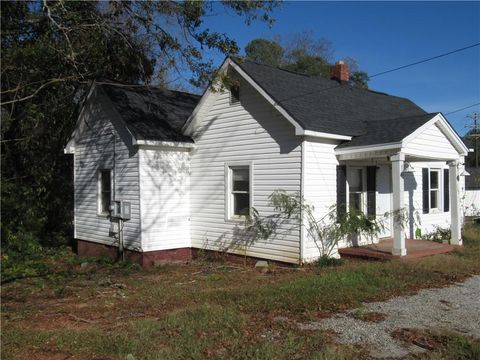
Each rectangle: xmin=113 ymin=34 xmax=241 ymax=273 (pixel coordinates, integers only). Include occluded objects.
xmin=315 ymin=255 xmax=344 ymax=268
xmin=421 ymin=226 xmax=451 ymax=243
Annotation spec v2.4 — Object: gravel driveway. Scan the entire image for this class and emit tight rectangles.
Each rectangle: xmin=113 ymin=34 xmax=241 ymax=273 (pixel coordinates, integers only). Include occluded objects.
xmin=298 ymin=275 xmax=480 ymax=358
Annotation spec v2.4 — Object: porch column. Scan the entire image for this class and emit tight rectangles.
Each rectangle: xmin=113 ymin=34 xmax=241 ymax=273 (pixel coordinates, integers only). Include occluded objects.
xmin=391 ymin=152 xmax=406 ymax=256
xmin=448 ymin=160 xmax=462 ymax=245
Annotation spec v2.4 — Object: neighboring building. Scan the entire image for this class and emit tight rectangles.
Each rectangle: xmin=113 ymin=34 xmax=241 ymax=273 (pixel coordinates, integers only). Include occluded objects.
xmin=65 ymin=58 xmax=470 ymax=266
xmin=464 ymin=167 xmax=480 ymax=217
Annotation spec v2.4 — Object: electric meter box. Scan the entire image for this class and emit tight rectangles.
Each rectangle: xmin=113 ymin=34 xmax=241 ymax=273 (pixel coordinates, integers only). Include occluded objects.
xmin=110 ymin=200 xmax=131 ymax=220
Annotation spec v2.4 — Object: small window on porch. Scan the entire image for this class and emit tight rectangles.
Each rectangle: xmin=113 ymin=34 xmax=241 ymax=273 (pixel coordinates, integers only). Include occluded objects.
xmin=430 ymin=170 xmax=440 ymax=210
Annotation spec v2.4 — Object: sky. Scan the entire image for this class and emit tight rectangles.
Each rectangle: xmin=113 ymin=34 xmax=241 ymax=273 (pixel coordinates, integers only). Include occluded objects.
xmin=198 ymin=1 xmax=480 ymax=135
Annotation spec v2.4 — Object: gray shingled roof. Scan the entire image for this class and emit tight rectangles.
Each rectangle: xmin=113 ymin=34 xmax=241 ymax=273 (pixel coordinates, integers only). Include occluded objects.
xmin=100 ymin=83 xmax=200 ymax=142
xmin=236 ymin=59 xmax=428 ymax=141
xmin=336 ymin=113 xmax=437 ymax=148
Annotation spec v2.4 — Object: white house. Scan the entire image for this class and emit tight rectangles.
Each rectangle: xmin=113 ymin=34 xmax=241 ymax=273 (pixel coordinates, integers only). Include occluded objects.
xmin=65 ymin=58 xmax=470 ymax=266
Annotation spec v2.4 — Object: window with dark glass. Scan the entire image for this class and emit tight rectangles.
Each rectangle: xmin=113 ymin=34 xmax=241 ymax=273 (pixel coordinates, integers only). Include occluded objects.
xmin=348 ymin=168 xmax=364 ymax=212
xmin=99 ymin=169 xmax=111 ymax=214
xmin=230 ymin=85 xmax=240 ymax=105
xmin=231 ymin=167 xmax=249 ymax=216
xmin=430 ymin=170 xmax=440 ymax=209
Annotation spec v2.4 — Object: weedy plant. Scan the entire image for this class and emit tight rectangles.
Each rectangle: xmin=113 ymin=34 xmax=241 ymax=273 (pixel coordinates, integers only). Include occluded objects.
xmin=269 ymin=190 xmax=386 ymax=259
xmin=225 ymin=190 xmax=421 ymax=266
xmin=421 ymin=226 xmax=452 ymax=243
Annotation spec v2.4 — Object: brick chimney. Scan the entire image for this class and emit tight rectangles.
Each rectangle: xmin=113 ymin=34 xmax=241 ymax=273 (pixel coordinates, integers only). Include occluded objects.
xmin=330 ymin=61 xmax=349 ymax=82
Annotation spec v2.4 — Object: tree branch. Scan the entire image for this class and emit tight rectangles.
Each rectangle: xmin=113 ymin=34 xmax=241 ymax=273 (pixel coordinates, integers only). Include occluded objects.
xmin=0 ymin=77 xmax=76 ymax=106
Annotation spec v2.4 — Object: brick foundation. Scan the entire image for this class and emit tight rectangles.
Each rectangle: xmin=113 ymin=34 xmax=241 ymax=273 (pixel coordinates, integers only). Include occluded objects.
xmin=76 ymin=239 xmax=191 ymax=268
xmin=76 ymin=239 xmax=295 ymax=268
xmin=190 ymin=248 xmax=297 ymax=267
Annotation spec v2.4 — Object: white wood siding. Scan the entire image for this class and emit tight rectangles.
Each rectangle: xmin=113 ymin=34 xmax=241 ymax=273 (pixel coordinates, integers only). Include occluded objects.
xmin=189 ymin=78 xmax=302 ymax=264
xmin=404 ymin=161 xmax=453 ymax=236
xmin=139 ymin=147 xmax=190 ymax=251
xmin=74 ymin=90 xmax=141 ymax=250
xmin=302 ymin=139 xmax=340 ymax=261
xmin=404 ymin=123 xmax=459 ymax=160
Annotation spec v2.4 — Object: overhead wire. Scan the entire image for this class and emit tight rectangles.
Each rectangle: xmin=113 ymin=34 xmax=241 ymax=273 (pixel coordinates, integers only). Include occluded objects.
xmin=369 ymin=42 xmax=480 ymax=78
xmin=273 ymin=42 xmax=480 ymax=104
xmin=445 ymin=102 xmax=480 ymax=115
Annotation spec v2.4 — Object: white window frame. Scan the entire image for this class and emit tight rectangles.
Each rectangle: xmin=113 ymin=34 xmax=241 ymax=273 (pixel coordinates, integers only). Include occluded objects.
xmin=429 ymin=168 xmax=442 ymax=212
xmin=346 ymin=166 xmax=367 ymax=214
xmin=225 ymin=161 xmax=253 ymax=221
xmin=97 ymin=168 xmax=113 ymax=216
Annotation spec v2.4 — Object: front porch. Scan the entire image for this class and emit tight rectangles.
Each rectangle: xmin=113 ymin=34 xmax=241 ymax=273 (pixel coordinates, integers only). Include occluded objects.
xmin=333 ymin=113 xmax=470 ymax=258
xmin=338 ymin=238 xmax=458 ymax=260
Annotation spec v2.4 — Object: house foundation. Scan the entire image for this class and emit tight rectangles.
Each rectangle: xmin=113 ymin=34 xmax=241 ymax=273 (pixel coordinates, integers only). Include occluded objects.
xmin=76 ymin=239 xmax=192 ymax=268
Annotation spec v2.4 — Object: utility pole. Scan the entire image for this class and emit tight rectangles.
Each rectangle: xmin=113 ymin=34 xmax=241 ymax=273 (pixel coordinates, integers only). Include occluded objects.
xmin=466 ymin=113 xmax=480 ymax=168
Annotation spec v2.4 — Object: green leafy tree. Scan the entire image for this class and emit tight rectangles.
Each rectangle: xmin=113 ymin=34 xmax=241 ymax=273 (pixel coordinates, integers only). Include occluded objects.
xmin=245 ymin=38 xmax=284 ymax=67
xmin=1 ymin=0 xmax=278 ymax=254
xmin=283 ymin=55 xmax=331 ymax=78
xmin=349 ymin=71 xmax=370 ymax=89
xmin=244 ymin=32 xmax=369 ymax=88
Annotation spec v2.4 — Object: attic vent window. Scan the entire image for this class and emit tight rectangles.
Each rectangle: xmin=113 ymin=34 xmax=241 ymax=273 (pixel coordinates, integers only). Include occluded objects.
xmin=230 ymin=85 xmax=240 ymax=105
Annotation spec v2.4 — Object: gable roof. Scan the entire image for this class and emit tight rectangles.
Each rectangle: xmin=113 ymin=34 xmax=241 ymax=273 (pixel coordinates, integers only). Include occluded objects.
xmin=336 ymin=113 xmax=437 ymax=148
xmin=235 ymin=60 xmax=427 ymax=137
xmin=100 ymin=83 xmax=200 ymax=143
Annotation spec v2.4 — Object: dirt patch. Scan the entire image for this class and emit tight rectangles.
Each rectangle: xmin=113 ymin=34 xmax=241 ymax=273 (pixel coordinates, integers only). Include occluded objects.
xmin=27 ymin=350 xmax=74 ymax=360
xmin=354 ymin=311 xmax=387 ymax=323
xmin=391 ymin=328 xmax=442 ymax=351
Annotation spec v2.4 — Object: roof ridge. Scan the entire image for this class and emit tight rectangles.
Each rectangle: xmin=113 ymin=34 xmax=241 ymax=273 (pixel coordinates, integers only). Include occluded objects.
xmin=238 ymin=59 xmax=406 ymax=99
xmin=237 ymin=58 xmax=313 ymax=78
xmin=97 ymin=80 xmax=200 ymax=97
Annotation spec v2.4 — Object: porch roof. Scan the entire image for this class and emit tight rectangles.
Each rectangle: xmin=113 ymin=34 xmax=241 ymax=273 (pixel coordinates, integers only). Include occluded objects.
xmin=336 ymin=113 xmax=436 ymax=149
xmin=334 ymin=113 xmax=469 ymax=160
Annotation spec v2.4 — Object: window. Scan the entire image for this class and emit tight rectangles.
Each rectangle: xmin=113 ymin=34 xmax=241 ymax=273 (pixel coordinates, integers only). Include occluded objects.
xmin=348 ymin=168 xmax=364 ymax=212
xmin=230 ymin=85 xmax=240 ymax=105
xmin=98 ymin=169 xmax=112 ymax=215
xmin=430 ymin=169 xmax=440 ymax=210
xmin=226 ymin=164 xmax=252 ymax=219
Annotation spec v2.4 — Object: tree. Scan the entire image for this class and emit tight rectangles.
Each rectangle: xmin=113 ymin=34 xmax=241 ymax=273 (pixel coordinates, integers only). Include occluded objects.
xmin=349 ymin=71 xmax=369 ymax=89
xmin=243 ymin=32 xmax=369 ymax=88
xmin=282 ymin=55 xmax=330 ymax=78
xmin=281 ymin=31 xmax=333 ymax=78
xmin=245 ymin=38 xmax=283 ymax=67
xmin=1 ymin=0 xmax=278 ymax=253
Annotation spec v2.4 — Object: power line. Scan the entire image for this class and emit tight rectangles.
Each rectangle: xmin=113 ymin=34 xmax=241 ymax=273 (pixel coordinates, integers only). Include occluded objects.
xmin=370 ymin=42 xmax=480 ymax=78
xmin=273 ymin=43 xmax=480 ymax=104
xmin=445 ymin=102 xmax=480 ymax=115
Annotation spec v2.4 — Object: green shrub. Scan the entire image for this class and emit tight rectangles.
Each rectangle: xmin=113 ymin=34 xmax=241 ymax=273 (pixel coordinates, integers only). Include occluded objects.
xmin=421 ymin=226 xmax=451 ymax=243
xmin=315 ymin=255 xmax=344 ymax=268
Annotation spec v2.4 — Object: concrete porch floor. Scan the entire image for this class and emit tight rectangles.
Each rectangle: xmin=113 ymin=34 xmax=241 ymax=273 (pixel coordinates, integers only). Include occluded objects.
xmin=338 ymin=238 xmax=459 ymax=260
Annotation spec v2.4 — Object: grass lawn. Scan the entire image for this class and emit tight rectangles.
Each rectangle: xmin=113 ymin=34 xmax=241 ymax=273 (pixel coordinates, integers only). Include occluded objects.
xmin=2 ymin=223 xmax=480 ymax=359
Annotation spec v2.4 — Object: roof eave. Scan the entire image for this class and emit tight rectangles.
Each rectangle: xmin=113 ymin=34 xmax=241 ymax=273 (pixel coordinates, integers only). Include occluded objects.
xmin=133 ymin=139 xmax=195 ymax=149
